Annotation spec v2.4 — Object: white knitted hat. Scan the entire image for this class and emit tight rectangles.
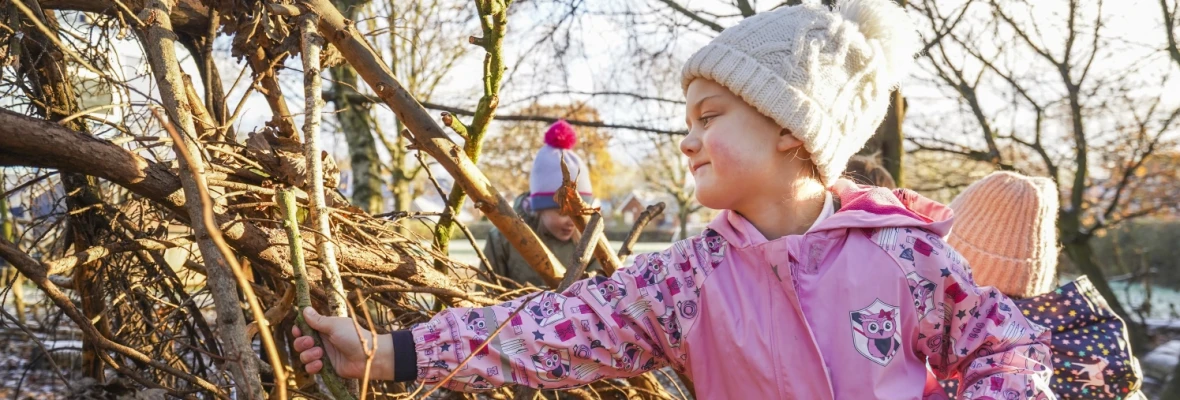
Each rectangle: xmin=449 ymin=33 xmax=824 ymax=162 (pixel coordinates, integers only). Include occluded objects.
xmin=529 ymin=120 xmax=593 ymax=211
xmin=681 ymin=0 xmax=918 ymax=185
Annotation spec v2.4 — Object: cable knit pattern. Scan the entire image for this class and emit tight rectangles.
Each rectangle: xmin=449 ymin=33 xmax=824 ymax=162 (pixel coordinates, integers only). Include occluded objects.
xmin=948 ymin=172 xmax=1060 ymax=299
xmin=681 ymin=0 xmax=918 ymax=185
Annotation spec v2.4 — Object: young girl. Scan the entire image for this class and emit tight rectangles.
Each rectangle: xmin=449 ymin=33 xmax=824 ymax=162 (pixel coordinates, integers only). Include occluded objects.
xmin=293 ymin=1 xmax=1054 ymax=398
xmin=938 ymin=172 xmax=1145 ymax=399
xmin=483 ymin=120 xmax=600 ymax=287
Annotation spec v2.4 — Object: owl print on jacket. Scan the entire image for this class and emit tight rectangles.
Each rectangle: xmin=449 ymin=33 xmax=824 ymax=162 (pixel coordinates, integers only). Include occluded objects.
xmin=850 ymin=299 xmax=902 ymax=366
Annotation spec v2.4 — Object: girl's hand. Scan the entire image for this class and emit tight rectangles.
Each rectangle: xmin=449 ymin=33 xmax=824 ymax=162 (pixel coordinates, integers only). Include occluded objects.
xmin=291 ymin=307 xmax=394 ymax=380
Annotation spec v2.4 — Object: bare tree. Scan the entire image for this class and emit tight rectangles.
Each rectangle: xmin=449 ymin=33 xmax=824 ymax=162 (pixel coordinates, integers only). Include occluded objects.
xmin=910 ymin=0 xmax=1180 ymax=352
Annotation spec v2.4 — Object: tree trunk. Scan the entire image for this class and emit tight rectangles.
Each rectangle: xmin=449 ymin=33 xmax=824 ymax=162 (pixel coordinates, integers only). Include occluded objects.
xmin=14 ymin=3 xmax=111 ymax=381
xmin=1059 ymin=213 xmax=1147 ymax=352
xmin=1164 ymin=351 xmax=1180 ymax=399
xmin=330 ymin=66 xmax=383 ymax=213
xmin=329 ymin=0 xmax=382 ymax=214
xmin=137 ymin=1 xmax=264 ymax=396
xmin=678 ymin=204 xmax=690 ymax=241
xmin=876 ymin=91 xmax=905 ymax=187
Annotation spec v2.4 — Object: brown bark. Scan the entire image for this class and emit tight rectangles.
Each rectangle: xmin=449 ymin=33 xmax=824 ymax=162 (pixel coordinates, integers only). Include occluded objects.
xmin=1059 ymin=216 xmax=1148 ymax=351
xmin=15 ymin=3 xmax=111 ymax=381
xmin=137 ymin=0 xmax=263 ymax=396
xmin=862 ymin=91 xmax=906 ymax=187
xmin=243 ymin=45 xmax=300 ymax=139
xmin=302 ymin=0 xmax=565 ymax=288
xmin=38 ymin=0 xmax=211 ymax=35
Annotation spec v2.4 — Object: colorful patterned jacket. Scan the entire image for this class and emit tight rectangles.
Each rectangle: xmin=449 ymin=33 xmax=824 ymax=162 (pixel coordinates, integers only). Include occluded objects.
xmin=388 ymin=180 xmax=1055 ymax=399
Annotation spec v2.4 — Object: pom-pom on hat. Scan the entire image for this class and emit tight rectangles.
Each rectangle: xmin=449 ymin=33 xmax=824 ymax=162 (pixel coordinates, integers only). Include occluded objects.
xmin=544 ymin=120 xmax=578 ymax=149
xmin=529 ymin=120 xmax=593 ymax=211
xmin=681 ymin=0 xmax=919 ymax=186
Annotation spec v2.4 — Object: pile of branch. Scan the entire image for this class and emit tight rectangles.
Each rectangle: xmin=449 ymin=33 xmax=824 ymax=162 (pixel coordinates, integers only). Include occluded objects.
xmin=0 ymin=0 xmax=689 ymax=399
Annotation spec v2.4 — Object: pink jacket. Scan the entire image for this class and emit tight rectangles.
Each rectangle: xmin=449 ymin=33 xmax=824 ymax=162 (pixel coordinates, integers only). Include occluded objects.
xmin=404 ymin=181 xmax=1055 ymax=398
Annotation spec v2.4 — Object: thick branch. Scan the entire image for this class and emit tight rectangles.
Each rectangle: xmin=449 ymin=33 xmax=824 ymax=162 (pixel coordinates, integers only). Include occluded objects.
xmin=735 ymin=0 xmax=756 ymax=17
xmin=1163 ymin=0 xmax=1180 ymax=69
xmin=38 ymin=0 xmax=209 ymax=34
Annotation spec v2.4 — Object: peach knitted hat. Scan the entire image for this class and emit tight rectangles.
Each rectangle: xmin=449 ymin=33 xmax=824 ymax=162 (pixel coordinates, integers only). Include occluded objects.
xmin=948 ymin=172 xmax=1059 ymax=299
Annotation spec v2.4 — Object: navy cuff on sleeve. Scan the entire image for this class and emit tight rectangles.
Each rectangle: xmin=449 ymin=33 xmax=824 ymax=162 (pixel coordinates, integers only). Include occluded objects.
xmin=391 ymin=330 xmax=417 ymax=382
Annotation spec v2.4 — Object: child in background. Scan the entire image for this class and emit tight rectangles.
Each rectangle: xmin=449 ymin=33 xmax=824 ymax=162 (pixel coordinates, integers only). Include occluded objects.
xmin=940 ymin=171 xmax=1144 ymax=399
xmin=293 ymin=1 xmax=1054 ymax=398
xmin=482 ymin=120 xmax=599 ymax=287
xmin=846 ymin=154 xmax=897 ymax=188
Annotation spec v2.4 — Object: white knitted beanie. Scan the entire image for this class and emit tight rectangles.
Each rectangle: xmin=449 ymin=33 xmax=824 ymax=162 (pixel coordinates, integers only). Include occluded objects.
xmin=529 ymin=120 xmax=593 ymax=211
xmin=681 ymin=0 xmax=918 ymax=185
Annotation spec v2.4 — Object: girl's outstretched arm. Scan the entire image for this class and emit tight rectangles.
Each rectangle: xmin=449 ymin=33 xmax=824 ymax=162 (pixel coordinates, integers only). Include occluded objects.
xmin=897 ymin=230 xmax=1055 ymax=398
xmin=294 ymin=236 xmax=717 ymax=392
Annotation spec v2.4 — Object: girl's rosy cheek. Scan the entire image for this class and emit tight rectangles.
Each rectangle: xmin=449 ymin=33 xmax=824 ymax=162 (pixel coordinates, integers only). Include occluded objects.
xmin=703 ymin=135 xmax=734 ymax=164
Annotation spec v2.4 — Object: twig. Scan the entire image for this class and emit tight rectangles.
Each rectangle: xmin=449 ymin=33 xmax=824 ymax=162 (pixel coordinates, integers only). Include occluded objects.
xmin=441 ymin=112 xmax=469 ymax=140
xmin=559 ymin=213 xmax=603 ymax=291
xmin=0 ymin=306 xmax=72 ymax=389
xmin=0 ymin=237 xmax=227 ymax=397
xmin=345 ymin=289 xmax=378 ymax=399
xmin=277 ymin=187 xmax=355 ymax=400
xmin=618 ymin=203 xmax=666 ymax=263
xmin=301 ymin=13 xmax=348 ymax=320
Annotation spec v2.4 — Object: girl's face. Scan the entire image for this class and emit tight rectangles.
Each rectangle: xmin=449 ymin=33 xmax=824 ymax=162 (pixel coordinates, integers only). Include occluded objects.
xmin=681 ymin=79 xmax=809 ymax=211
xmin=538 ymin=209 xmax=576 ymax=242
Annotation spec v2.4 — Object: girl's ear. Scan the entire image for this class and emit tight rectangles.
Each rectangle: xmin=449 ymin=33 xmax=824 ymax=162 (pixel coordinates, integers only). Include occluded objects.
xmin=777 ymin=129 xmax=805 ymax=152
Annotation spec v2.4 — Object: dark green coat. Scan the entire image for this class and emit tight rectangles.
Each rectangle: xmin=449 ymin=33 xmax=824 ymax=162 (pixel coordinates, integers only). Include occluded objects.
xmin=481 ymin=194 xmax=599 ymax=287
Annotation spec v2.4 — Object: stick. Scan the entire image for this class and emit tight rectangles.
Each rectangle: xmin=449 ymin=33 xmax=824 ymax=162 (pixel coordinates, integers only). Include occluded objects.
xmin=300 ymin=13 xmax=348 ymax=320
xmin=617 ymin=203 xmax=666 ymax=264
xmin=277 ymin=188 xmax=355 ymax=400
xmin=515 ymin=213 xmax=605 ymax=400
xmin=137 ymin=1 xmax=268 ymax=393
xmin=559 ymin=213 xmax=603 ymax=291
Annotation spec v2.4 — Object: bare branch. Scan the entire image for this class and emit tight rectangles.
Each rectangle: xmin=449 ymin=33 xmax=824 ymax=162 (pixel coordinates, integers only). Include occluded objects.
xmin=656 ymin=0 xmax=726 ymax=32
